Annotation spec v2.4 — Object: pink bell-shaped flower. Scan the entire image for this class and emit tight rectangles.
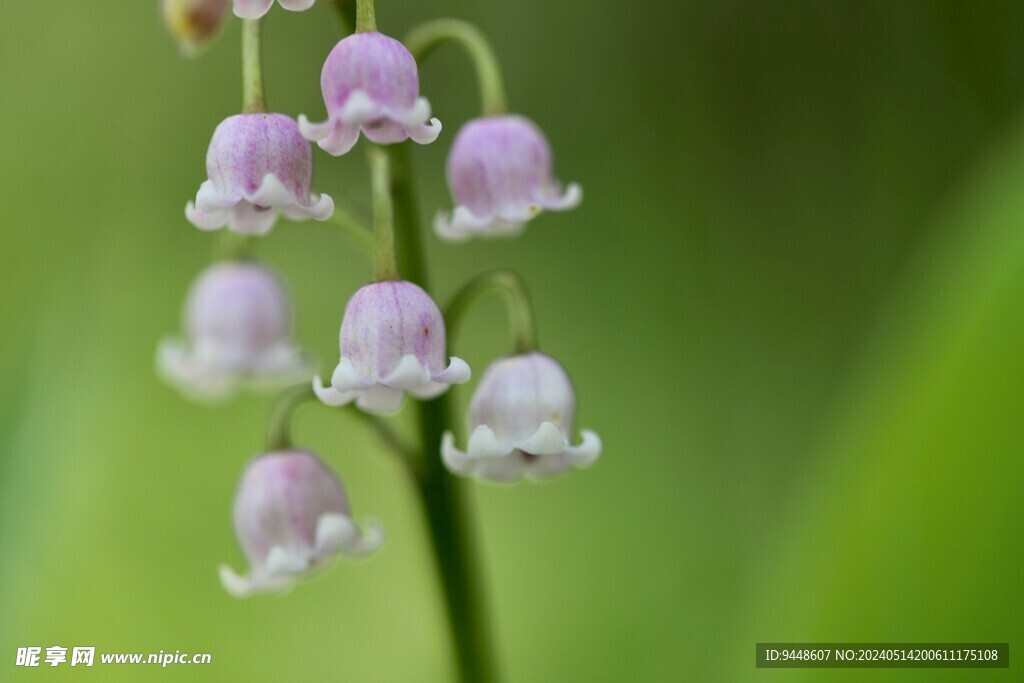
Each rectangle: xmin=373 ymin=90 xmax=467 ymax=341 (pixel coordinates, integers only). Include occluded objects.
xmin=313 ymin=281 xmax=471 ymax=414
xmin=232 ymin=0 xmax=315 ymax=20
xmin=186 ymin=113 xmax=334 ymax=235
xmin=219 ymin=449 xmax=383 ymax=597
xmin=162 ymin=0 xmax=230 ymax=55
xmin=299 ymin=32 xmax=441 ymax=156
xmin=442 ymin=352 xmax=600 ymax=482
xmin=435 ymin=115 xmax=581 ymax=241
xmin=158 ymin=261 xmax=312 ymax=400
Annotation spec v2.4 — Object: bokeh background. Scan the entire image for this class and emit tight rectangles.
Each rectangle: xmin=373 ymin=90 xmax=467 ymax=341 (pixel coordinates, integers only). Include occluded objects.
xmin=2 ymin=1 xmax=1023 ymax=680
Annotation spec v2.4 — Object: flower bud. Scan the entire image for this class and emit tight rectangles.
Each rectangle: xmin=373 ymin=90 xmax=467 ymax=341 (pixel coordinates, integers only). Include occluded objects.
xmin=299 ymin=32 xmax=441 ymax=156
xmin=219 ymin=449 xmax=382 ymax=597
xmin=313 ymin=281 xmax=471 ymax=414
xmin=435 ymin=115 xmax=581 ymax=242
xmin=186 ymin=113 xmax=334 ymax=235
xmin=158 ymin=261 xmax=312 ymax=400
xmin=442 ymin=353 xmax=600 ymax=482
xmin=162 ymin=0 xmax=229 ymax=56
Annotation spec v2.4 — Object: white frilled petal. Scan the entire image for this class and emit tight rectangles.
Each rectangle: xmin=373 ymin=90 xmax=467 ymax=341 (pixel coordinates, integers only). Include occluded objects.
xmin=314 ymin=354 xmax=470 ymax=415
xmin=232 ymin=0 xmax=314 ymax=19
xmin=299 ymin=95 xmax=441 ymax=157
xmin=188 ymin=173 xmax=333 ymax=235
xmin=435 ymin=183 xmax=583 ymax=242
xmin=442 ymin=423 xmax=600 ymax=483
xmin=278 ymin=0 xmax=315 ymax=10
xmin=158 ymin=336 xmax=312 ymax=402
xmin=218 ymin=513 xmax=383 ymax=598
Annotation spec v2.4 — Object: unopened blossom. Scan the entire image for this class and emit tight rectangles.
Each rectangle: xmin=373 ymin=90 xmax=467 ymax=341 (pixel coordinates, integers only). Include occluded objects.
xmin=219 ymin=449 xmax=382 ymax=597
xmin=435 ymin=115 xmax=581 ymax=241
xmin=299 ymin=32 xmax=441 ymax=156
xmin=158 ymin=261 xmax=312 ymax=400
xmin=313 ymin=281 xmax=470 ymax=414
xmin=442 ymin=352 xmax=600 ymax=482
xmin=232 ymin=0 xmax=315 ymax=20
xmin=162 ymin=0 xmax=230 ymax=55
xmin=186 ymin=113 xmax=334 ymax=235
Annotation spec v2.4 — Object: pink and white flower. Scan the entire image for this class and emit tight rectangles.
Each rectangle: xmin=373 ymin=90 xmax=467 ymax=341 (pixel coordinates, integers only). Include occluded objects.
xmin=158 ymin=261 xmax=312 ymax=400
xmin=186 ymin=113 xmax=334 ymax=235
xmin=435 ymin=115 xmax=581 ymax=241
xmin=299 ymin=32 xmax=441 ymax=156
xmin=219 ymin=449 xmax=382 ymax=597
xmin=232 ymin=0 xmax=315 ymax=20
xmin=313 ymin=281 xmax=470 ymax=414
xmin=442 ymin=352 xmax=600 ymax=482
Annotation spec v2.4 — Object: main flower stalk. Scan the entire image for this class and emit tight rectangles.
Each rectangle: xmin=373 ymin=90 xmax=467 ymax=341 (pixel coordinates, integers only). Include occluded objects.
xmin=389 ymin=143 xmax=499 ymax=683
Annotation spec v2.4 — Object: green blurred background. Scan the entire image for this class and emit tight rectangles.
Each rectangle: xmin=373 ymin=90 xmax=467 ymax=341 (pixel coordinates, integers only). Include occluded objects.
xmin=2 ymin=1 xmax=1023 ymax=680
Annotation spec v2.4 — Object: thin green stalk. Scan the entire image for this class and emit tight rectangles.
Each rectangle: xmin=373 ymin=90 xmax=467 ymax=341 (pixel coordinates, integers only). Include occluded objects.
xmin=266 ymin=385 xmax=412 ymax=469
xmin=405 ymin=19 xmax=507 ymax=117
xmin=368 ymin=145 xmax=398 ymax=281
xmin=446 ymin=270 xmax=538 ymax=354
xmin=241 ymin=19 xmax=266 ymax=114
xmin=355 ymin=0 xmax=376 ymax=33
xmin=389 ymin=143 xmax=499 ymax=683
xmin=266 ymin=384 xmax=315 ymax=451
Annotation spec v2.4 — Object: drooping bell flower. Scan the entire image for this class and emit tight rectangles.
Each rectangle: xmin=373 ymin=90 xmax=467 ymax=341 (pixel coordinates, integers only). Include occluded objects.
xmin=434 ymin=115 xmax=581 ymax=241
xmin=158 ymin=261 xmax=312 ymax=400
xmin=219 ymin=449 xmax=383 ymax=597
xmin=313 ymin=281 xmax=470 ymax=414
xmin=162 ymin=0 xmax=230 ymax=55
xmin=232 ymin=0 xmax=315 ymax=20
xmin=299 ymin=32 xmax=441 ymax=156
xmin=186 ymin=113 xmax=334 ymax=235
xmin=442 ymin=352 xmax=600 ymax=482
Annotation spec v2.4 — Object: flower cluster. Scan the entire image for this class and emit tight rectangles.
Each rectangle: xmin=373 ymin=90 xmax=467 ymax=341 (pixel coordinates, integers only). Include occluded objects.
xmin=160 ymin=0 xmax=599 ymax=599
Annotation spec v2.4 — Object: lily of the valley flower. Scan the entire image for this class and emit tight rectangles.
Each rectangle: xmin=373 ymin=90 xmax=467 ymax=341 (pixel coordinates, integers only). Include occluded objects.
xmin=313 ymin=281 xmax=470 ymax=414
xmin=158 ymin=261 xmax=312 ymax=400
xmin=186 ymin=113 xmax=334 ymax=235
xmin=232 ymin=0 xmax=315 ymax=20
xmin=299 ymin=32 xmax=441 ymax=156
xmin=219 ymin=449 xmax=382 ymax=597
xmin=435 ymin=115 xmax=581 ymax=241
xmin=162 ymin=0 xmax=230 ymax=55
xmin=442 ymin=352 xmax=600 ymax=482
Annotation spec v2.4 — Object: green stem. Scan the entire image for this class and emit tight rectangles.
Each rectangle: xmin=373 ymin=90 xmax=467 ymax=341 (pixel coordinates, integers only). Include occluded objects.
xmin=387 ymin=144 xmax=427 ymax=285
xmin=218 ymin=231 xmax=253 ymax=261
xmin=368 ymin=145 xmax=398 ymax=281
xmin=446 ymin=270 xmax=538 ymax=354
xmin=405 ymin=19 xmax=507 ymax=117
xmin=266 ymin=384 xmax=315 ymax=451
xmin=389 ymin=143 xmax=499 ymax=683
xmin=266 ymin=385 xmax=412 ymax=469
xmin=355 ymin=0 xmax=376 ymax=33
xmin=241 ymin=19 xmax=266 ymax=114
